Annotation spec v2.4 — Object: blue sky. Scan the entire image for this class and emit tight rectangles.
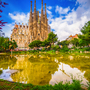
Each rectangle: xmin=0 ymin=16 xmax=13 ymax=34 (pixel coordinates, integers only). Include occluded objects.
xmin=1 ymin=0 xmax=90 ymax=41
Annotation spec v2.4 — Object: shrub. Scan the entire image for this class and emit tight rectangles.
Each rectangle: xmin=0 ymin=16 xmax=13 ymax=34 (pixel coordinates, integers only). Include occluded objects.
xmin=61 ymin=45 xmax=69 ymax=52
xmin=41 ymin=48 xmax=46 ymax=51
xmin=84 ymin=47 xmax=90 ymax=51
xmin=53 ymin=45 xmax=60 ymax=50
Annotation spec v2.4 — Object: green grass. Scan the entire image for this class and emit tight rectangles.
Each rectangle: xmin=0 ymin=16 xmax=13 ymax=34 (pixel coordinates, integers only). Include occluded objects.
xmin=0 ymin=79 xmax=90 ymax=90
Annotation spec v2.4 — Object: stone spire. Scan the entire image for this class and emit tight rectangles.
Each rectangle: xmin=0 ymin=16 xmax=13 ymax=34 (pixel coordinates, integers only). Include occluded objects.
xmin=45 ymin=3 xmax=47 ymax=24
xmin=18 ymin=22 xmax=20 ymax=28
xmin=30 ymin=1 xmax=33 ymax=23
xmin=41 ymin=0 xmax=43 ymax=22
xmin=34 ymin=0 xmax=37 ymax=22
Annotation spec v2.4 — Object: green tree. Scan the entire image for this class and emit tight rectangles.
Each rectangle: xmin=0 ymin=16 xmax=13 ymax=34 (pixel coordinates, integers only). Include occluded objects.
xmin=0 ymin=37 xmax=10 ymax=51
xmin=9 ymin=40 xmax=18 ymax=50
xmin=0 ymin=37 xmax=17 ymax=52
xmin=58 ymin=40 xmax=69 ymax=46
xmin=0 ymin=36 xmax=5 ymax=51
xmin=47 ymin=32 xmax=58 ymax=47
xmin=41 ymin=40 xmax=50 ymax=47
xmin=29 ymin=40 xmax=42 ymax=49
xmin=71 ymin=38 xmax=79 ymax=47
xmin=79 ymin=21 xmax=90 ymax=46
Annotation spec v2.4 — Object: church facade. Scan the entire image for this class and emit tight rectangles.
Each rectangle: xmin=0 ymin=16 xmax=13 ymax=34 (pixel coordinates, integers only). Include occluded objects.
xmin=10 ymin=0 xmax=51 ymax=49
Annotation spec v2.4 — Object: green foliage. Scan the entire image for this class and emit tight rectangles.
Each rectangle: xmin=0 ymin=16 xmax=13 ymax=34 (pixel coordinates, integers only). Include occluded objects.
xmin=51 ymin=45 xmax=60 ymax=50
xmin=0 ymin=37 xmax=17 ymax=52
xmin=29 ymin=40 xmax=42 ymax=49
xmin=0 ymin=36 xmax=5 ymax=46
xmin=79 ymin=21 xmax=90 ymax=46
xmin=60 ymin=45 xmax=69 ymax=52
xmin=71 ymin=38 xmax=79 ymax=47
xmin=41 ymin=47 xmax=46 ymax=51
xmin=0 ymin=37 xmax=7 ymax=51
xmin=0 ymin=79 xmax=83 ymax=90
xmin=54 ymin=45 xmax=60 ymax=50
xmin=47 ymin=32 xmax=58 ymax=46
xmin=78 ymin=37 xmax=88 ymax=47
xmin=9 ymin=40 xmax=18 ymax=49
xmin=58 ymin=40 xmax=69 ymax=46
xmin=29 ymin=32 xmax=57 ymax=49
xmin=41 ymin=40 xmax=50 ymax=47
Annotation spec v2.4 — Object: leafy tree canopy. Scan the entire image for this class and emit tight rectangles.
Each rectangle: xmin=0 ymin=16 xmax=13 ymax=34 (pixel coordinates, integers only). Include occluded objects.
xmin=71 ymin=38 xmax=79 ymax=47
xmin=58 ymin=40 xmax=69 ymax=46
xmin=41 ymin=40 xmax=50 ymax=47
xmin=47 ymin=32 xmax=58 ymax=46
xmin=79 ymin=21 xmax=90 ymax=45
xmin=0 ymin=37 xmax=17 ymax=51
xmin=29 ymin=40 xmax=42 ymax=49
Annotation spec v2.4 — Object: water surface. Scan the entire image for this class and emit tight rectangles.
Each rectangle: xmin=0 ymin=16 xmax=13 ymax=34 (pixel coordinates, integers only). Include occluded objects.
xmin=0 ymin=54 xmax=90 ymax=85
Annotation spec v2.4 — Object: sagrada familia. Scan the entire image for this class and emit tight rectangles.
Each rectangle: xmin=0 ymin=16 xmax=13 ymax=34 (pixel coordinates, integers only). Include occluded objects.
xmin=10 ymin=0 xmax=51 ymax=49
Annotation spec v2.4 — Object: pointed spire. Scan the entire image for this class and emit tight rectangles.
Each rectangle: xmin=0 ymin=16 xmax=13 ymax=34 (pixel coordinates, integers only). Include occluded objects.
xmin=25 ymin=23 xmax=27 ymax=28
xmin=34 ymin=0 xmax=36 ymax=21
xmin=42 ymin=0 xmax=43 ymax=7
xmin=22 ymin=23 xmax=24 ymax=28
xmin=18 ymin=22 xmax=20 ymax=28
xmin=15 ymin=22 xmax=16 ymax=25
xmin=30 ymin=1 xmax=33 ymax=23
xmin=41 ymin=0 xmax=43 ymax=22
xmin=45 ymin=3 xmax=47 ymax=24
xmin=30 ymin=1 xmax=32 ymax=12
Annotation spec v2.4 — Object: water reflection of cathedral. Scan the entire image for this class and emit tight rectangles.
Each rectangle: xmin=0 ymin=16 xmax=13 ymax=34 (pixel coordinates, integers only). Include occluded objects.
xmin=10 ymin=55 xmax=58 ymax=85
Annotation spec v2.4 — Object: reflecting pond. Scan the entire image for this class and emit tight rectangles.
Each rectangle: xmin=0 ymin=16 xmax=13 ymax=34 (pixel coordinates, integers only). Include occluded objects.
xmin=0 ymin=54 xmax=90 ymax=85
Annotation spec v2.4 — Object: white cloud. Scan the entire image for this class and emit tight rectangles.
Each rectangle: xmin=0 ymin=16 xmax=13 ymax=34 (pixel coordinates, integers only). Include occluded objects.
xmin=55 ymin=6 xmax=70 ymax=14
xmin=48 ymin=1 xmax=90 ymax=41
xmin=2 ymin=23 xmax=14 ymax=38
xmin=76 ymin=0 xmax=90 ymax=19
xmin=9 ymin=12 xmax=29 ymax=24
xmin=47 ymin=6 xmax=52 ymax=10
xmin=47 ymin=9 xmax=52 ymax=15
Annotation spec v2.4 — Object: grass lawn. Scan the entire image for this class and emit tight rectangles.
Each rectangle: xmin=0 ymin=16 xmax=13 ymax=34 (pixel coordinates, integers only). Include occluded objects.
xmin=0 ymin=79 xmax=90 ymax=90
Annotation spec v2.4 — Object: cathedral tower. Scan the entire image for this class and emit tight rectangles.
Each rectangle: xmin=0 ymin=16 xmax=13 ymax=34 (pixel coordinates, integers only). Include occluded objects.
xmin=41 ymin=0 xmax=44 ymax=40
xmin=29 ymin=1 xmax=33 ymax=43
xmin=33 ymin=0 xmax=37 ymax=40
xmin=11 ymin=0 xmax=51 ymax=50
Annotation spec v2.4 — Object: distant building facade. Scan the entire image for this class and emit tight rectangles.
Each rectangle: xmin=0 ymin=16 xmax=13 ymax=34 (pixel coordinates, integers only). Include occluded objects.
xmin=10 ymin=0 xmax=51 ymax=49
xmin=66 ymin=34 xmax=78 ymax=41
xmin=66 ymin=34 xmax=78 ymax=48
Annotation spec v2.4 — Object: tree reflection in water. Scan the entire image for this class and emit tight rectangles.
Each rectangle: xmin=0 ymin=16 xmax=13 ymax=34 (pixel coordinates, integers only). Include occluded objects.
xmin=0 ymin=56 xmax=17 ymax=70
